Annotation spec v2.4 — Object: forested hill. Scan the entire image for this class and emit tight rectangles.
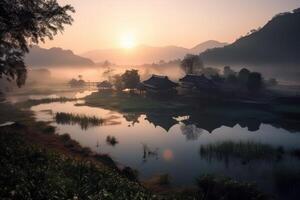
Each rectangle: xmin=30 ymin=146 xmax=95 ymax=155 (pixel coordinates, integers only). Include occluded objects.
xmin=25 ymin=46 xmax=94 ymax=67
xmin=201 ymin=8 xmax=300 ymax=66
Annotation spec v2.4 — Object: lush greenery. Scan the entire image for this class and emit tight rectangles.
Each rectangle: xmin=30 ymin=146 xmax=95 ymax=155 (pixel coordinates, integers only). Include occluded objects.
xmin=55 ymin=112 xmax=104 ymax=130
xmin=0 ymin=0 xmax=74 ymax=86
xmin=0 ymin=130 xmax=155 ymax=200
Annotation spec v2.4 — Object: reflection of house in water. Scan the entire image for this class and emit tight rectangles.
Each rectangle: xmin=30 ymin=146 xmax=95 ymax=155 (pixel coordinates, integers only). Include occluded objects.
xmin=180 ymin=124 xmax=204 ymax=141
xmin=182 ymin=112 xmax=262 ymax=133
xmin=142 ymin=75 xmax=178 ymax=95
xmin=145 ymin=113 xmax=178 ymax=131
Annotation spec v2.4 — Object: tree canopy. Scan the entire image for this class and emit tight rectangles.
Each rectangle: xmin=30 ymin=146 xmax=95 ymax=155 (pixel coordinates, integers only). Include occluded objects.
xmin=181 ymin=54 xmax=203 ymax=74
xmin=0 ymin=0 xmax=74 ymax=86
xmin=121 ymin=70 xmax=140 ymax=89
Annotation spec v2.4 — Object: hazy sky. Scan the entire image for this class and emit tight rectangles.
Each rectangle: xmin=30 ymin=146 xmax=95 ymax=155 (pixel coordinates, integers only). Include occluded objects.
xmin=41 ymin=0 xmax=300 ymax=54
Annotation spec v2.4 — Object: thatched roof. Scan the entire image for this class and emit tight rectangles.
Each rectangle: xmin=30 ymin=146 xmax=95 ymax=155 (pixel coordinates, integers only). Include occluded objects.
xmin=142 ymin=75 xmax=178 ymax=89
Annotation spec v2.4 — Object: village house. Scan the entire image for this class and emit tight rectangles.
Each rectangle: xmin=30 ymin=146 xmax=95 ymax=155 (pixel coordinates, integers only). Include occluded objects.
xmin=179 ymin=74 xmax=220 ymax=95
xmin=142 ymin=75 xmax=178 ymax=95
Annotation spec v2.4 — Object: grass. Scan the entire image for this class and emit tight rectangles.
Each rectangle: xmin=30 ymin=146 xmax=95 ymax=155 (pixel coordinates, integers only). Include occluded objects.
xmin=55 ymin=112 xmax=104 ymax=130
xmin=16 ymin=97 xmax=79 ymax=108
xmin=0 ymin=102 xmax=33 ymax=124
xmin=0 ymin=130 xmax=155 ymax=200
xmin=200 ymin=141 xmax=285 ymax=164
xmin=84 ymin=91 xmax=188 ymax=113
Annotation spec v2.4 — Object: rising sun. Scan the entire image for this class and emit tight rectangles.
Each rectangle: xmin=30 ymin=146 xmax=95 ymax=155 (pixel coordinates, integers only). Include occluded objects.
xmin=120 ymin=32 xmax=136 ymax=49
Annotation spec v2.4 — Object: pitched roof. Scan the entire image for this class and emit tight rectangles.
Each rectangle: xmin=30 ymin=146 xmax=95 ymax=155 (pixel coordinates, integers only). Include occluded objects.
xmin=180 ymin=74 xmax=219 ymax=90
xmin=179 ymin=74 xmax=209 ymax=83
xmin=142 ymin=75 xmax=178 ymax=89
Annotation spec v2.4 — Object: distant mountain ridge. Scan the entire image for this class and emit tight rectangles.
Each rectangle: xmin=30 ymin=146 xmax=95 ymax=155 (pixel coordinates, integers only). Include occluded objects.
xmin=200 ymin=8 xmax=300 ymax=66
xmin=25 ymin=46 xmax=94 ymax=67
xmin=82 ymin=40 xmax=227 ymax=65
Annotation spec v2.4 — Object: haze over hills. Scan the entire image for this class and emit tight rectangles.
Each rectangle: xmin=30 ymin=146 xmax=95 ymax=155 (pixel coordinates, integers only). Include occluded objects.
xmin=82 ymin=40 xmax=227 ymax=65
xmin=201 ymin=8 xmax=300 ymax=67
xmin=25 ymin=46 xmax=95 ymax=67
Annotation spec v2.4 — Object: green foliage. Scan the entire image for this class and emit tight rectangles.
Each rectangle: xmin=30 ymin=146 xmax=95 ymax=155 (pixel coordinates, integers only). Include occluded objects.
xmin=121 ymin=70 xmax=140 ymax=89
xmin=0 ymin=0 xmax=74 ymax=87
xmin=0 ymin=131 xmax=155 ymax=200
xmin=197 ymin=175 xmax=271 ymax=200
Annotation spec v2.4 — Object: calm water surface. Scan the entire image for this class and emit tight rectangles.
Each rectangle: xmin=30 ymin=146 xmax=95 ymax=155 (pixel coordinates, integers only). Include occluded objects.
xmin=11 ymin=90 xmax=300 ymax=198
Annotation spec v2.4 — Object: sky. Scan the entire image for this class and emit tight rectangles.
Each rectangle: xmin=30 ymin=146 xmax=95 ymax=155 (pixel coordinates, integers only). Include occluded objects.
xmin=41 ymin=0 xmax=300 ymax=54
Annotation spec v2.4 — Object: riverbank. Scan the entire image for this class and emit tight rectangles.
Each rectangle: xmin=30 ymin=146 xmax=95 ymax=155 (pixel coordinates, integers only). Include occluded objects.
xmin=0 ymin=101 xmax=274 ymax=199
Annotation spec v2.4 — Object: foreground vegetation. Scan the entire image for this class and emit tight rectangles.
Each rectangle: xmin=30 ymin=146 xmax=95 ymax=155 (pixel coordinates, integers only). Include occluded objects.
xmin=0 ymin=102 xmax=274 ymax=199
xmin=0 ymin=129 xmax=155 ymax=200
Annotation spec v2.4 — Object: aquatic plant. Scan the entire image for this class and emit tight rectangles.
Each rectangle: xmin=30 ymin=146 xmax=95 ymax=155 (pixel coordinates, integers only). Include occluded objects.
xmin=55 ymin=112 xmax=104 ymax=130
xmin=17 ymin=97 xmax=79 ymax=108
xmin=197 ymin=175 xmax=271 ymax=200
xmin=200 ymin=141 xmax=284 ymax=164
xmin=106 ymin=135 xmax=119 ymax=146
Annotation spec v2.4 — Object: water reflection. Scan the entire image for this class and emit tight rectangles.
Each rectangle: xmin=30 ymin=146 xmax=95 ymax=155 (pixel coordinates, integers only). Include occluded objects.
xmin=27 ymin=95 xmax=300 ymax=199
xmin=180 ymin=124 xmax=204 ymax=141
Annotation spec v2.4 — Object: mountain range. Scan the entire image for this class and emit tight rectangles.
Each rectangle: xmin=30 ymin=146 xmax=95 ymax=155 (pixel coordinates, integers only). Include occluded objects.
xmin=25 ymin=46 xmax=94 ymax=67
xmin=82 ymin=40 xmax=227 ymax=65
xmin=200 ymin=8 xmax=300 ymax=66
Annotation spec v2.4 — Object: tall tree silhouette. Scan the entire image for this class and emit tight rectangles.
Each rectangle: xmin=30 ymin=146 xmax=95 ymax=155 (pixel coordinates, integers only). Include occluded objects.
xmin=181 ymin=54 xmax=203 ymax=74
xmin=0 ymin=0 xmax=75 ymax=86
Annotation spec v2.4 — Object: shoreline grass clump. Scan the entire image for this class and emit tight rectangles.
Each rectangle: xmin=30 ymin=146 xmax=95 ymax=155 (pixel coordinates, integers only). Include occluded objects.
xmin=55 ymin=112 xmax=104 ymax=130
xmin=16 ymin=97 xmax=79 ymax=108
xmin=200 ymin=141 xmax=285 ymax=164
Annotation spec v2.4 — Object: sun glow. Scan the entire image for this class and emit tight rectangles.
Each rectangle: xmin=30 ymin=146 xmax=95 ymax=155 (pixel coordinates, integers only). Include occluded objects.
xmin=120 ymin=32 xmax=136 ymax=49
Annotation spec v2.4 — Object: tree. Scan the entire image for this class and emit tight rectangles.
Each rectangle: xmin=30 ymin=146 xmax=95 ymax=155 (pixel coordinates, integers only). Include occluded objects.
xmin=238 ymin=68 xmax=250 ymax=85
xmin=247 ymin=72 xmax=263 ymax=92
xmin=180 ymin=54 xmax=203 ymax=74
xmin=113 ymin=75 xmax=124 ymax=91
xmin=121 ymin=70 xmax=140 ymax=89
xmin=266 ymin=78 xmax=278 ymax=87
xmin=0 ymin=0 xmax=74 ymax=87
xmin=201 ymin=67 xmax=220 ymax=77
xmin=223 ymin=66 xmax=236 ymax=78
